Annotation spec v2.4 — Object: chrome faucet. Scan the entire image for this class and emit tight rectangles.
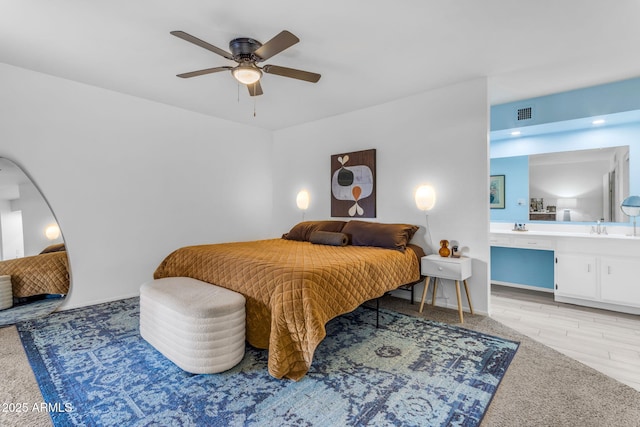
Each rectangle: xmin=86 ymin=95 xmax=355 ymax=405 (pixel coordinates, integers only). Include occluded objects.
xmin=591 ymin=220 xmax=608 ymax=235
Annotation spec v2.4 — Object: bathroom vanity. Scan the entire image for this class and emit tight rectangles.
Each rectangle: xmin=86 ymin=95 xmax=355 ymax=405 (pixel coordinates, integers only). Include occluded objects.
xmin=490 ymin=224 xmax=640 ymax=315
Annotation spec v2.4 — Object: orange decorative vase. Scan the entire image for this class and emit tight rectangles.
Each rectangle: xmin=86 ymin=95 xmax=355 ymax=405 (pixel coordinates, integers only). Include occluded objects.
xmin=439 ymin=239 xmax=450 ymax=257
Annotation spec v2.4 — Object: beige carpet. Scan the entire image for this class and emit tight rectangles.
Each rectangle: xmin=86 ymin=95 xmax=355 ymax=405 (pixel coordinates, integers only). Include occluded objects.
xmin=0 ymin=326 xmax=52 ymax=427
xmin=1 ymin=295 xmax=640 ymax=426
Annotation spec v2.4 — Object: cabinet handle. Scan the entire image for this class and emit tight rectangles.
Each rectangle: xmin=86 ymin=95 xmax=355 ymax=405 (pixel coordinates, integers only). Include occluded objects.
xmin=608 ymin=266 xmax=612 ymax=275
xmin=587 ymin=264 xmax=591 ymax=273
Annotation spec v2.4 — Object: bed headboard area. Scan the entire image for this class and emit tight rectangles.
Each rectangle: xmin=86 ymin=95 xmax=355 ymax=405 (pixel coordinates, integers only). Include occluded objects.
xmin=282 ymin=220 xmax=420 ymax=252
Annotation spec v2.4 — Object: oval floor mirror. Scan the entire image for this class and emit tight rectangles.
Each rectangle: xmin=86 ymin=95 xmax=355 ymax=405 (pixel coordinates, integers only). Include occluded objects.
xmin=0 ymin=157 xmax=69 ymax=326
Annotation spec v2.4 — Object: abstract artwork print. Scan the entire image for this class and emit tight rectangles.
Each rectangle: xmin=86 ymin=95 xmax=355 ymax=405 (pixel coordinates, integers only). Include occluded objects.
xmin=331 ymin=149 xmax=376 ymax=218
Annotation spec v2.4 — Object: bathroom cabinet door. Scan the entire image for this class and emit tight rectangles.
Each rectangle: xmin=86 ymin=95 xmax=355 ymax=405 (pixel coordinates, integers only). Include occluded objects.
xmin=555 ymin=254 xmax=598 ymax=300
xmin=600 ymin=256 xmax=640 ymax=307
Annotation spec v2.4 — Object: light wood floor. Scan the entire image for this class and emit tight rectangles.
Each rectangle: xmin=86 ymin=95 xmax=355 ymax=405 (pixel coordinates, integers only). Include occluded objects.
xmin=491 ymin=284 xmax=640 ymax=392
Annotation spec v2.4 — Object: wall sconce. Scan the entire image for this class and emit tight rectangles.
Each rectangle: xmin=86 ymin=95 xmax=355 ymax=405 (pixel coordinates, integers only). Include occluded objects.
xmin=415 ymin=185 xmax=436 ymax=212
xmin=296 ymin=190 xmax=310 ymax=221
xmin=621 ymin=195 xmax=640 ymax=236
xmin=45 ymin=224 xmax=61 ymax=240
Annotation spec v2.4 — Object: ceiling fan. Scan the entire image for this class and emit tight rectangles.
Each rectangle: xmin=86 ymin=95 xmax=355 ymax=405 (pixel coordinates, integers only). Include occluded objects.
xmin=171 ymin=30 xmax=321 ymax=96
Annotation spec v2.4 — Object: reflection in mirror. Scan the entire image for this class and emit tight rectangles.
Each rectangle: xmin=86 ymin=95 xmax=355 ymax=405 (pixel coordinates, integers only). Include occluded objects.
xmin=621 ymin=195 xmax=640 ymax=236
xmin=0 ymin=158 xmax=69 ymax=326
xmin=490 ymin=146 xmax=630 ymax=223
xmin=529 ymin=146 xmax=629 ymax=222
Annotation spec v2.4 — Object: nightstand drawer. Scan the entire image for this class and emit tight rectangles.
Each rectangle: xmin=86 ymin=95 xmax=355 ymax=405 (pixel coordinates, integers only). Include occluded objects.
xmin=421 ymin=255 xmax=472 ymax=281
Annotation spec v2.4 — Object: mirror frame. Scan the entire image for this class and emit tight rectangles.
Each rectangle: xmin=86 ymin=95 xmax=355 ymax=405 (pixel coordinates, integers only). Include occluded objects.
xmin=0 ymin=157 xmax=69 ymax=326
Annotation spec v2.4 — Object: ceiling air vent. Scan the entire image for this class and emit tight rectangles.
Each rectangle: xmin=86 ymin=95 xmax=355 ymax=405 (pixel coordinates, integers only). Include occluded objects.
xmin=517 ymin=107 xmax=533 ymax=121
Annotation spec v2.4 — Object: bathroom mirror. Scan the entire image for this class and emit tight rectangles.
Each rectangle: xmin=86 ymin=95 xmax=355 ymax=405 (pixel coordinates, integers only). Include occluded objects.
xmin=490 ymin=146 xmax=630 ymax=223
xmin=0 ymin=158 xmax=69 ymax=326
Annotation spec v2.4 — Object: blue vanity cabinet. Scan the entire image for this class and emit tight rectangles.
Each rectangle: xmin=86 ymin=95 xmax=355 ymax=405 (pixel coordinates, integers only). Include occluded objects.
xmin=491 ymin=247 xmax=555 ymax=291
xmin=490 ymin=234 xmax=555 ymax=291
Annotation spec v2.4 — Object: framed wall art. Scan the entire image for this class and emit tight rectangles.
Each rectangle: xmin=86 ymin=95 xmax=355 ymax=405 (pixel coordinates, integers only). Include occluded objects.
xmin=490 ymin=175 xmax=505 ymax=209
xmin=331 ymin=149 xmax=376 ymax=218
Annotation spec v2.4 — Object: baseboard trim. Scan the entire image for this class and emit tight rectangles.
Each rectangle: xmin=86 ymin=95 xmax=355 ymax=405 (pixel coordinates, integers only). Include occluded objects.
xmin=554 ymin=295 xmax=640 ymax=315
xmin=491 ymin=281 xmax=554 ymax=293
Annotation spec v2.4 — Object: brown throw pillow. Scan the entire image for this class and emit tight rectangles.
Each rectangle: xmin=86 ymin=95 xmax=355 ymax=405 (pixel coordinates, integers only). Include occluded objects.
xmin=341 ymin=220 xmax=419 ymax=251
xmin=282 ymin=220 xmax=347 ymax=241
xmin=39 ymin=243 xmax=66 ymax=254
xmin=309 ymin=231 xmax=349 ymax=246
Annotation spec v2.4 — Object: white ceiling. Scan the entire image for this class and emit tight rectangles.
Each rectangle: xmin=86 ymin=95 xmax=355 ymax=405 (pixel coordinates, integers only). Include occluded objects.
xmin=2 ymin=1 xmax=640 ymax=131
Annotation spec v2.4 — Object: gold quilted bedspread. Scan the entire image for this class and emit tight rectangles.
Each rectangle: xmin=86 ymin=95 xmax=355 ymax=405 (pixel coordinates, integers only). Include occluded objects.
xmin=153 ymin=239 xmax=421 ymax=380
xmin=0 ymin=251 xmax=70 ymax=298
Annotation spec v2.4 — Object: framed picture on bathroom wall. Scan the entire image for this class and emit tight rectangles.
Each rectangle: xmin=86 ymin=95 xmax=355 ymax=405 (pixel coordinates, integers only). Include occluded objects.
xmin=490 ymin=175 xmax=505 ymax=209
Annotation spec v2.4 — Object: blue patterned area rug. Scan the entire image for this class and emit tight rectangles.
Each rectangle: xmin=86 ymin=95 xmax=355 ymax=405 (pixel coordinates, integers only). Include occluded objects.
xmin=0 ymin=296 xmax=64 ymax=327
xmin=18 ymin=298 xmax=518 ymax=426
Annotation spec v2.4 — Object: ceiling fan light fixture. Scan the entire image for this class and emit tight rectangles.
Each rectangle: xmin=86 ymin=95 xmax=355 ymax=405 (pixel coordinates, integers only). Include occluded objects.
xmin=232 ymin=65 xmax=262 ymax=85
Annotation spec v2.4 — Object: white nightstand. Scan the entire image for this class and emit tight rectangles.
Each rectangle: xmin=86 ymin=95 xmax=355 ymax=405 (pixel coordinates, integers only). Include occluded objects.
xmin=419 ymin=254 xmax=473 ymax=323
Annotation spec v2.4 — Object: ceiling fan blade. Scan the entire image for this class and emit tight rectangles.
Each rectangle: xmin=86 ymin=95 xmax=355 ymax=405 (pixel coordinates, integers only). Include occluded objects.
xmin=247 ymin=81 xmax=263 ymax=97
xmin=262 ymin=65 xmax=321 ymax=83
xmin=254 ymin=30 xmax=299 ymax=61
xmin=176 ymin=66 xmax=232 ymax=78
xmin=171 ymin=31 xmax=234 ymax=61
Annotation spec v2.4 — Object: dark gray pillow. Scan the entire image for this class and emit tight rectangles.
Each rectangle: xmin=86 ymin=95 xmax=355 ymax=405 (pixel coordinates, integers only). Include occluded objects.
xmin=309 ymin=231 xmax=349 ymax=246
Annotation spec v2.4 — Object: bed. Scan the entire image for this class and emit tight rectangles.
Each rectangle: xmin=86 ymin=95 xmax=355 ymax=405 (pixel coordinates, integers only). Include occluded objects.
xmin=153 ymin=220 xmax=424 ymax=380
xmin=0 ymin=244 xmax=70 ymax=299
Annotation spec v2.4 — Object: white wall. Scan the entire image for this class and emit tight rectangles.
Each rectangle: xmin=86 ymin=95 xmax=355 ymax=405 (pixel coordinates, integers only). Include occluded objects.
xmin=0 ymin=202 xmax=24 ymax=260
xmin=272 ymin=78 xmax=491 ymax=314
xmin=0 ymin=63 xmax=274 ymax=309
xmin=12 ymin=181 xmax=60 ymax=256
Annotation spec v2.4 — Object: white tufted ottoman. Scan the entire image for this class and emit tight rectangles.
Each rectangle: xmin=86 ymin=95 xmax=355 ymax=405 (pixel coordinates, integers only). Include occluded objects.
xmin=0 ymin=275 xmax=12 ymax=310
xmin=139 ymin=277 xmax=246 ymax=374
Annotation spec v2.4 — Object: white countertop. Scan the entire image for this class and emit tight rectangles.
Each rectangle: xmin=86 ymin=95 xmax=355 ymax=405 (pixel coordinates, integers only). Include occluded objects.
xmin=490 ymin=223 xmax=639 ymax=240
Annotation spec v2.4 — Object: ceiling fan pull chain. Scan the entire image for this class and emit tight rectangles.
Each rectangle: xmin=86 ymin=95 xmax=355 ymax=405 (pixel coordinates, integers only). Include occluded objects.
xmin=254 ymin=98 xmax=257 ymax=117
xmin=237 ymin=82 xmax=240 ymax=102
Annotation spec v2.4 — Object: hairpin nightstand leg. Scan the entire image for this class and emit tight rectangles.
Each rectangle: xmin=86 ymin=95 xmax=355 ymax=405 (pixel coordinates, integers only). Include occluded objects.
xmin=431 ymin=278 xmax=438 ymax=306
xmin=455 ymin=280 xmax=464 ymax=323
xmin=463 ymin=279 xmax=474 ymax=314
xmin=419 ymin=277 xmax=431 ymax=313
